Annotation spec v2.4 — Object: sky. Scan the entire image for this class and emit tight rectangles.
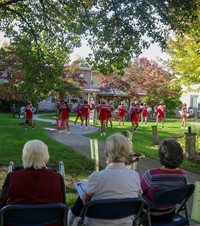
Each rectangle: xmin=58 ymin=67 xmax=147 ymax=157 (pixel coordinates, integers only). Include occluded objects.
xmin=0 ymin=32 xmax=169 ymax=62
xmin=70 ymin=39 xmax=169 ymax=62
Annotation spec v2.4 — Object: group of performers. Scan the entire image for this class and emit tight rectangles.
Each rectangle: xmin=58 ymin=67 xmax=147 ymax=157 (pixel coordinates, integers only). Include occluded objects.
xmin=57 ymin=100 xmax=94 ymax=133
xmin=23 ymin=99 xmax=189 ymax=134
xmin=56 ymin=100 xmax=168 ymax=135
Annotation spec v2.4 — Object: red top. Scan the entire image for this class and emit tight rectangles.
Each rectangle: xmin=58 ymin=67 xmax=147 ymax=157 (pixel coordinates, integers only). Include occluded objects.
xmin=61 ymin=104 xmax=70 ymax=119
xmin=7 ymin=168 xmax=64 ymax=205
xmin=141 ymin=106 xmax=148 ymax=117
xmin=82 ymin=104 xmax=90 ymax=117
xmin=119 ymin=105 xmax=125 ymax=117
xmin=76 ymin=105 xmax=83 ymax=117
xmin=25 ymin=105 xmax=33 ymax=120
xmin=99 ymin=104 xmax=108 ymax=120
xmin=157 ymin=105 xmax=165 ymax=119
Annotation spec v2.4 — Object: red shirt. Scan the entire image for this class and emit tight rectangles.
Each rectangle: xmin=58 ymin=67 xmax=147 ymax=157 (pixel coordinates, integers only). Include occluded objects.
xmin=82 ymin=104 xmax=90 ymax=117
xmin=99 ymin=104 xmax=108 ymax=120
xmin=76 ymin=105 xmax=83 ymax=117
xmin=61 ymin=104 xmax=70 ymax=119
xmin=25 ymin=105 xmax=33 ymax=120
xmin=7 ymin=168 xmax=64 ymax=205
xmin=119 ymin=105 xmax=125 ymax=117
xmin=141 ymin=106 xmax=148 ymax=117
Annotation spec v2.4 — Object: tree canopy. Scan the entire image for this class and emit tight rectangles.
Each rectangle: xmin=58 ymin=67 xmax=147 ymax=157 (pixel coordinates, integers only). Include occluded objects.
xmin=99 ymin=57 xmax=181 ymax=111
xmin=0 ymin=0 xmax=198 ymax=75
xmin=167 ymin=13 xmax=200 ymax=87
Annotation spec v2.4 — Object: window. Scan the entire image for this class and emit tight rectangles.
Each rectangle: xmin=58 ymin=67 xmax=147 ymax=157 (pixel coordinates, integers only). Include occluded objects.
xmin=79 ymin=73 xmax=85 ymax=79
xmin=190 ymin=95 xmax=198 ymax=109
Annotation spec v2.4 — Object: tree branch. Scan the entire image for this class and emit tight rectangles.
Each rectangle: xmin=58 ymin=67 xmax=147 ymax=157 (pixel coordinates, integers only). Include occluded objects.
xmin=0 ymin=0 xmax=24 ymax=9
xmin=5 ymin=6 xmax=45 ymax=61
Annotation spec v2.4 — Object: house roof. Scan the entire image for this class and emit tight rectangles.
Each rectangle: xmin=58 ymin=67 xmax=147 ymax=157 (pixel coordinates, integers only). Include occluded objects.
xmin=98 ymin=85 xmax=130 ymax=97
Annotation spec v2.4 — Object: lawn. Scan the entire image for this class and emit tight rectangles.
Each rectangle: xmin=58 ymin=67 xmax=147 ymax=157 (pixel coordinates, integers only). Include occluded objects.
xmin=0 ymin=112 xmax=200 ymax=206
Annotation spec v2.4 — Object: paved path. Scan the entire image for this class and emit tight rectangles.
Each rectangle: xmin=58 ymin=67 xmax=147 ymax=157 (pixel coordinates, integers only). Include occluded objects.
xmin=34 ymin=115 xmax=200 ymax=225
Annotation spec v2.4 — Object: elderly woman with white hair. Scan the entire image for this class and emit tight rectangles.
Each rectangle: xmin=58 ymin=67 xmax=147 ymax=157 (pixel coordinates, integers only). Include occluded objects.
xmin=68 ymin=133 xmax=142 ymax=226
xmin=0 ymin=140 xmax=65 ymax=209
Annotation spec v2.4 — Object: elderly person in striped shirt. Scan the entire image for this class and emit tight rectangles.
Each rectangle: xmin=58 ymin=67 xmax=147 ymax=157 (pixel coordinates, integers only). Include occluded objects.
xmin=140 ymin=138 xmax=187 ymax=222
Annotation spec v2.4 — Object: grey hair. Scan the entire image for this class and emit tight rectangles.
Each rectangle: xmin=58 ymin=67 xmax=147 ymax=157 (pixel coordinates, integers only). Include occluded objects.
xmin=104 ymin=133 xmax=132 ymax=162
xmin=22 ymin=140 xmax=50 ymax=169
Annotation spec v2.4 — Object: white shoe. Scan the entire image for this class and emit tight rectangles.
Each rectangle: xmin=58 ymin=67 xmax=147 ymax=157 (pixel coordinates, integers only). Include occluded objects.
xmin=181 ymin=127 xmax=183 ymax=129
xmin=100 ymin=133 xmax=103 ymax=136
xmin=67 ymin=211 xmax=76 ymax=226
xmin=103 ymin=132 xmax=106 ymax=136
xmin=80 ymin=126 xmax=82 ymax=129
xmin=67 ymin=131 xmax=71 ymax=134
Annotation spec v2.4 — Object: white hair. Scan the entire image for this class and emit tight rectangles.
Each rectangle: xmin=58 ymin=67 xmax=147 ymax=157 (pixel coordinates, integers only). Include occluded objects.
xmin=104 ymin=133 xmax=132 ymax=162
xmin=22 ymin=140 xmax=50 ymax=169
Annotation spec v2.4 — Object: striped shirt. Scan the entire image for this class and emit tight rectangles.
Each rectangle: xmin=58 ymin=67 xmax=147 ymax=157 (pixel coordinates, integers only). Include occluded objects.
xmin=141 ymin=168 xmax=187 ymax=203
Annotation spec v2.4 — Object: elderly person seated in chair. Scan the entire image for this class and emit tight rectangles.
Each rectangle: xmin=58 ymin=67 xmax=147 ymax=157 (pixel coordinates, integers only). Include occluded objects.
xmin=0 ymin=140 xmax=65 ymax=210
xmin=68 ymin=133 xmax=142 ymax=226
xmin=140 ymin=138 xmax=187 ymax=222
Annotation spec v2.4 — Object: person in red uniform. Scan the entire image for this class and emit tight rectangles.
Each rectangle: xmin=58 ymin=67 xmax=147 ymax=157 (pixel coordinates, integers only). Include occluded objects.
xmin=180 ymin=103 xmax=188 ymax=129
xmin=130 ymin=103 xmax=140 ymax=131
xmin=25 ymin=102 xmax=36 ymax=130
xmin=155 ymin=102 xmax=166 ymax=129
xmin=74 ymin=102 xmax=83 ymax=125
xmin=141 ymin=103 xmax=148 ymax=126
xmin=106 ymin=102 xmax=115 ymax=128
xmin=81 ymin=101 xmax=90 ymax=129
xmin=60 ymin=101 xmax=71 ymax=134
xmin=0 ymin=139 xmax=66 ymax=225
xmin=99 ymin=101 xmax=108 ymax=136
xmin=118 ymin=103 xmax=126 ymax=127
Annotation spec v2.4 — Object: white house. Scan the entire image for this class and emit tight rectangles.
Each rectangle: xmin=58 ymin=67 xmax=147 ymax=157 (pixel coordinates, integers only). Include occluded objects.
xmin=180 ymin=85 xmax=200 ymax=110
xmin=179 ymin=85 xmax=200 ymax=117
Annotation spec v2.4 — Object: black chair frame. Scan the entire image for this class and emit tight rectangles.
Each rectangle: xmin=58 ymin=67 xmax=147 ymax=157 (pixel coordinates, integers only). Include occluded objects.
xmin=0 ymin=203 xmax=68 ymax=226
xmin=139 ymin=184 xmax=195 ymax=226
xmin=77 ymin=197 xmax=144 ymax=226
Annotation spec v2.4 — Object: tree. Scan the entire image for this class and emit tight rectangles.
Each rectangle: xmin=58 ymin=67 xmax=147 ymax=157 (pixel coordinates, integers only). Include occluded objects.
xmin=54 ymin=60 xmax=87 ymax=101
xmin=0 ymin=0 xmax=198 ymax=75
xmin=123 ymin=58 xmax=182 ymax=111
xmin=97 ymin=57 xmax=181 ymax=112
xmin=0 ymin=42 xmax=87 ymax=104
xmin=0 ymin=42 xmax=24 ymax=101
xmin=167 ymin=30 xmax=200 ymax=87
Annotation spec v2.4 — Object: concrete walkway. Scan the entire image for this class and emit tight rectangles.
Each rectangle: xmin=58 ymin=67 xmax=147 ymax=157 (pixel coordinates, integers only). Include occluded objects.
xmin=34 ymin=115 xmax=200 ymax=225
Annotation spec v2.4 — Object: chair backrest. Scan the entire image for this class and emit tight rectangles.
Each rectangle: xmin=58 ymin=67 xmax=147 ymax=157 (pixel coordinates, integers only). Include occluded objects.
xmin=82 ymin=197 xmax=144 ymax=220
xmin=0 ymin=203 xmax=68 ymax=226
xmin=149 ymin=184 xmax=195 ymax=209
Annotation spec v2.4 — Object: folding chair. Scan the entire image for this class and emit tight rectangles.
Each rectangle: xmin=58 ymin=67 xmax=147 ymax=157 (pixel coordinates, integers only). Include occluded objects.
xmin=139 ymin=184 xmax=195 ymax=226
xmin=0 ymin=203 xmax=68 ymax=226
xmin=77 ymin=197 xmax=144 ymax=226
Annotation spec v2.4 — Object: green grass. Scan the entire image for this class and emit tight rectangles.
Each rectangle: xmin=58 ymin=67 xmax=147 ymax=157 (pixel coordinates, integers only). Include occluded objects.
xmin=0 ymin=112 xmax=94 ymax=206
xmin=1 ymin=112 xmax=200 ymax=207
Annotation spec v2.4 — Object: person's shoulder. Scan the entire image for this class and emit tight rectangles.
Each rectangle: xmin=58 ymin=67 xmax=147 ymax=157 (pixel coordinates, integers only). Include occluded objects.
xmin=126 ymin=169 xmax=140 ymax=179
xmin=144 ymin=168 xmax=160 ymax=175
xmin=9 ymin=168 xmax=26 ymax=177
xmin=87 ymin=171 xmax=101 ymax=182
xmin=177 ymin=168 xmax=186 ymax=175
